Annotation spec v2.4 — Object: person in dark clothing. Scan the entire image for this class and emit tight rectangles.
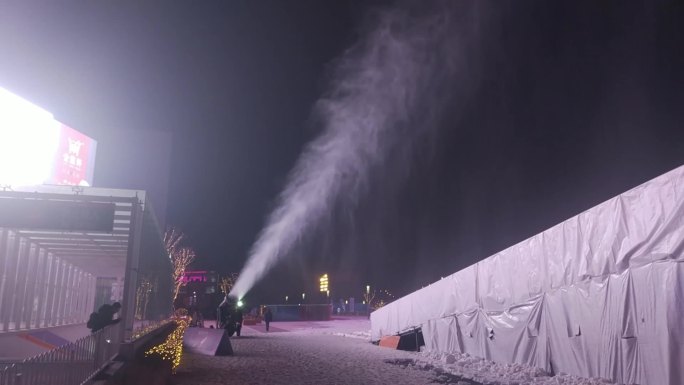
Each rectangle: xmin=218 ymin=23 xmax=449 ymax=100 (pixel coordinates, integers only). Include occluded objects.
xmin=224 ymin=318 xmax=235 ymax=336
xmin=264 ymin=307 xmax=273 ymax=332
xmin=231 ymin=307 xmax=244 ymax=337
xmin=87 ymin=311 xmax=101 ymax=332
xmin=87 ymin=302 xmax=122 ymax=333
xmin=217 ymin=297 xmax=230 ymax=329
xmin=101 ymin=302 xmax=122 ymax=324
xmin=222 ymin=305 xmax=235 ymax=335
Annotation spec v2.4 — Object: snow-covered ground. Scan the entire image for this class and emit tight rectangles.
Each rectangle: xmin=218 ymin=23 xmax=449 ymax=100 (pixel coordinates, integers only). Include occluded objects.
xmin=174 ymin=317 xmax=619 ymax=385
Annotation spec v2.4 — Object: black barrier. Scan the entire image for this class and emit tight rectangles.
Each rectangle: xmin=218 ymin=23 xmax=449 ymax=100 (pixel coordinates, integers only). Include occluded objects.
xmin=266 ymin=304 xmax=332 ymax=321
xmin=397 ymin=328 xmax=425 ymax=352
xmin=183 ymin=328 xmax=233 ymax=356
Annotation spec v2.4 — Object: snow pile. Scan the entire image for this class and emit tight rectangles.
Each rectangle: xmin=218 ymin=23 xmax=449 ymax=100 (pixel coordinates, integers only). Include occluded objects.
xmin=178 ymin=318 xmax=620 ymax=385
xmin=330 ymin=330 xmax=372 ymax=340
xmin=416 ymin=351 xmax=617 ymax=385
xmin=277 ymin=318 xmax=619 ymax=384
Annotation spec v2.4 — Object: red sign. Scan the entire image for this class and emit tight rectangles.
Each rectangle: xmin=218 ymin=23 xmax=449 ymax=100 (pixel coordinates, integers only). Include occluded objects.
xmin=49 ymin=124 xmax=97 ymax=186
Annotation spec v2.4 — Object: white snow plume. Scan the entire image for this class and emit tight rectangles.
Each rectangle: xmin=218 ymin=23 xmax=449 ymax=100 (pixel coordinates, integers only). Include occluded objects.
xmin=230 ymin=2 xmax=485 ymax=299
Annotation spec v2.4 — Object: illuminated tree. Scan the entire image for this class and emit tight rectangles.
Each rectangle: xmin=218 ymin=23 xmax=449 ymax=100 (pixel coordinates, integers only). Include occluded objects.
xmin=164 ymin=227 xmax=185 ymax=256
xmin=171 ymin=247 xmax=195 ymax=306
xmin=363 ymin=288 xmax=377 ymax=310
xmin=135 ymin=276 xmax=153 ymax=320
xmin=220 ymin=273 xmax=239 ymax=297
xmin=364 ymin=287 xmax=394 ymax=311
xmin=375 ymin=288 xmax=394 ymax=309
xmin=165 ymin=228 xmax=196 ymax=308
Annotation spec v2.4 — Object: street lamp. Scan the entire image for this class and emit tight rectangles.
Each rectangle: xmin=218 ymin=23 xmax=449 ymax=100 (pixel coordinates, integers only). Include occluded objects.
xmin=285 ymin=295 xmax=288 ymax=303
xmin=365 ymin=285 xmax=371 ymax=317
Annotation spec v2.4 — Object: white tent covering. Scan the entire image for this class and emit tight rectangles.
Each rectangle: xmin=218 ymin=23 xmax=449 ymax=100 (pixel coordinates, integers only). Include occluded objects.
xmin=371 ymin=165 xmax=684 ymax=385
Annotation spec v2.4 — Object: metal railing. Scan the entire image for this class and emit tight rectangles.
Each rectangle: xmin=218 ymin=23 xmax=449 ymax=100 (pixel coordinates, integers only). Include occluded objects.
xmin=0 ymin=323 xmax=121 ymax=385
xmin=129 ymin=319 xmax=172 ymax=342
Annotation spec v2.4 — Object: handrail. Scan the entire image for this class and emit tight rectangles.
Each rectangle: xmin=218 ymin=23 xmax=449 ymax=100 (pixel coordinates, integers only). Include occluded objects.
xmin=0 ymin=319 xmax=174 ymax=385
xmin=0 ymin=323 xmax=120 ymax=385
xmin=129 ymin=319 xmax=173 ymax=342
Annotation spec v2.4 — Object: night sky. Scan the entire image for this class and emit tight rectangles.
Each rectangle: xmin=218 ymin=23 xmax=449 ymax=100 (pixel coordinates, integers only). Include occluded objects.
xmin=1 ymin=1 xmax=683 ymax=304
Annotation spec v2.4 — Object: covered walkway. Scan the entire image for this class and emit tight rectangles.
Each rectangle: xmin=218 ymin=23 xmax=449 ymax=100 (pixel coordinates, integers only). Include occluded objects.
xmin=0 ymin=184 xmax=173 ymax=385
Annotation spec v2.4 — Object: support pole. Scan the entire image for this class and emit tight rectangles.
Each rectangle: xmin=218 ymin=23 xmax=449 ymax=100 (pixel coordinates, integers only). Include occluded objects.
xmin=120 ymin=196 xmax=144 ymax=342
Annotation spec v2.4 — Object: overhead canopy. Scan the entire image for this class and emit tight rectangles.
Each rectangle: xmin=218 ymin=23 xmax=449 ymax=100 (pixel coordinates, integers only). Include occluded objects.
xmin=0 ymin=184 xmax=164 ymax=278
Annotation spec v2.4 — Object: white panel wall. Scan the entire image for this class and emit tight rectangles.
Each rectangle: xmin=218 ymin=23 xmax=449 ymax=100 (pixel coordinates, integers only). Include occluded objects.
xmin=0 ymin=229 xmax=96 ymax=332
xmin=371 ymin=165 xmax=684 ymax=385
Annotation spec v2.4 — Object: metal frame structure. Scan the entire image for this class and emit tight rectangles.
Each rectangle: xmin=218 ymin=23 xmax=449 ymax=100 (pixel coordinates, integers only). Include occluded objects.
xmin=0 ymin=186 xmax=138 ymax=333
xmin=0 ymin=184 xmax=173 ymax=385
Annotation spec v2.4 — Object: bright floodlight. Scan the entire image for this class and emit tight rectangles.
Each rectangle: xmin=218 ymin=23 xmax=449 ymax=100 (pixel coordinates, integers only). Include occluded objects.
xmin=237 ymin=300 xmax=244 ymax=308
xmin=0 ymin=87 xmax=60 ymax=187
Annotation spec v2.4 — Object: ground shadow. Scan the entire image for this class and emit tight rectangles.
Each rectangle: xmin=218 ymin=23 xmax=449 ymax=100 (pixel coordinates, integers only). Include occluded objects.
xmin=384 ymin=359 xmax=483 ymax=385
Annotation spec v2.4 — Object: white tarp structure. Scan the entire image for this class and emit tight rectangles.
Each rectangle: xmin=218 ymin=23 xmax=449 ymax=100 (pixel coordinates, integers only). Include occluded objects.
xmin=371 ymin=165 xmax=684 ymax=385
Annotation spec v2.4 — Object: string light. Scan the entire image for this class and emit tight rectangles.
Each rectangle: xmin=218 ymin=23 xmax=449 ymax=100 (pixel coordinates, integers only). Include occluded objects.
xmin=363 ymin=287 xmax=395 ymax=310
xmin=171 ymin=248 xmax=196 ymax=303
xmin=164 ymin=227 xmax=196 ymax=305
xmin=135 ymin=277 xmax=154 ymax=320
xmin=145 ymin=318 xmax=189 ymax=373
xmin=131 ymin=320 xmax=172 ymax=340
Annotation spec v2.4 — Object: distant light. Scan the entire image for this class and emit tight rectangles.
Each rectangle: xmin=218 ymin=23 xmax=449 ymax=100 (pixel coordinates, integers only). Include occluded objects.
xmin=366 ymin=285 xmax=370 ymax=294
xmin=237 ymin=300 xmax=244 ymax=307
xmin=319 ymin=273 xmax=329 ymax=292
xmin=0 ymin=87 xmax=97 ymax=187
xmin=0 ymin=87 xmax=59 ymax=186
xmin=302 ymin=293 xmax=306 ymax=300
